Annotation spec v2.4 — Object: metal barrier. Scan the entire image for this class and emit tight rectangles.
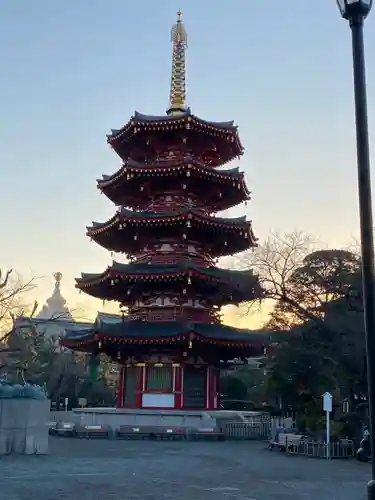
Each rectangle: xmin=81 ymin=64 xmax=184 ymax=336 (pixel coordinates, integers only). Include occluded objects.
xmin=223 ymin=421 xmax=271 ymax=440
xmin=287 ymin=439 xmax=355 ymax=459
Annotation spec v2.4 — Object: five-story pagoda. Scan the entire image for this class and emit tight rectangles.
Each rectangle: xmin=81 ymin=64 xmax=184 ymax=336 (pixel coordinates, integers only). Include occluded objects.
xmin=61 ymin=12 xmax=265 ymax=411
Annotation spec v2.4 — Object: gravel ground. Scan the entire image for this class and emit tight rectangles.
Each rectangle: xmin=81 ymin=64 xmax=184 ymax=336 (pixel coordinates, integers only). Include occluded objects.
xmin=0 ymin=437 xmax=371 ymax=499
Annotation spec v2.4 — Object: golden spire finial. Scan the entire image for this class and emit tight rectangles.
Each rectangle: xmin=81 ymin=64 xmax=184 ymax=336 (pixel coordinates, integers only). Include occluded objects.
xmin=54 ymin=272 xmax=63 ymax=289
xmin=167 ymin=10 xmax=188 ymax=116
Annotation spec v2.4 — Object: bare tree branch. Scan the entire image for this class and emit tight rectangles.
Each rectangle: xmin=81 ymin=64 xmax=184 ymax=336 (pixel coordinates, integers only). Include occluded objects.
xmin=0 ymin=269 xmax=13 ymax=290
xmin=236 ymin=231 xmax=316 ymax=322
xmin=0 ymin=270 xmax=37 ymax=335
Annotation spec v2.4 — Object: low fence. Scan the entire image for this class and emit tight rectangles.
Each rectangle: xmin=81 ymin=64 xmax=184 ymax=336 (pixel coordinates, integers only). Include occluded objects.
xmin=219 ymin=413 xmax=294 ymax=440
xmin=286 ymin=438 xmax=355 ymax=459
xmin=222 ymin=421 xmax=271 ymax=440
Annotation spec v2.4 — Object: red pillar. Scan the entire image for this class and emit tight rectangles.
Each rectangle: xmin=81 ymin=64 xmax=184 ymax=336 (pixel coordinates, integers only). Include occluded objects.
xmin=116 ymin=366 xmax=125 ymax=408
xmin=174 ymin=365 xmax=182 ymax=409
xmin=207 ymin=367 xmax=216 ymax=410
xmin=135 ymin=365 xmax=144 ymax=409
xmin=205 ymin=367 xmax=209 ymax=410
xmin=216 ymin=369 xmax=221 ymax=410
xmin=180 ymin=366 xmax=184 ymax=408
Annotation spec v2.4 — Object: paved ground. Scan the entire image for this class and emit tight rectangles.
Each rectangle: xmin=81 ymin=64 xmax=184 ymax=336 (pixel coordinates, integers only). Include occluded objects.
xmin=0 ymin=437 xmax=371 ymax=499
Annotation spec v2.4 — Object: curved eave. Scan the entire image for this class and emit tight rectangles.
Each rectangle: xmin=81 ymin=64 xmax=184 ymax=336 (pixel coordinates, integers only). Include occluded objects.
xmin=97 ymin=159 xmax=247 ymax=190
xmin=90 ymin=235 xmax=256 ymax=258
xmin=75 ymin=265 xmax=260 ymax=288
xmin=106 ymin=111 xmax=243 ymax=161
xmin=87 ymin=213 xmax=119 ymax=234
xmin=131 ymin=110 xmax=237 ymax=130
xmin=61 ymin=322 xmax=269 ymax=350
xmin=107 ymin=109 xmax=238 ymax=141
xmin=75 ymin=263 xmax=263 ymax=304
xmin=60 ymin=328 xmax=96 ymax=342
xmin=62 ymin=335 xmax=264 ymax=351
xmin=96 ymin=160 xmax=250 ymax=209
xmin=87 ymin=209 xmax=252 ymax=235
xmin=87 ymin=212 xmax=257 ymax=255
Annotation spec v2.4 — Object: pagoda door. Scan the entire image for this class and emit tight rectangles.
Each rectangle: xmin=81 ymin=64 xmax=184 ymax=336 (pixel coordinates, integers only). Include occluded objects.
xmin=183 ymin=366 xmax=206 ymax=409
xmin=123 ymin=367 xmax=138 ymax=408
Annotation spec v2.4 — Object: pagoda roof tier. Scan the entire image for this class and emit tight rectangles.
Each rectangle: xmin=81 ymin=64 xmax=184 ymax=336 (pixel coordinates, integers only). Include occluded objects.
xmin=87 ymin=207 xmax=257 ymax=257
xmin=76 ymin=261 xmax=263 ymax=307
xmin=97 ymin=158 xmax=250 ymax=211
xmin=60 ymin=319 xmax=268 ymax=356
xmin=106 ymin=109 xmax=243 ymax=166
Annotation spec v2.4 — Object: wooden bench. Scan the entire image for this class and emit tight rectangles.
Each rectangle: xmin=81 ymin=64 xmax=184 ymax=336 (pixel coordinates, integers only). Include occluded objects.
xmin=153 ymin=427 xmax=186 ymax=440
xmin=116 ymin=425 xmax=155 ymax=440
xmin=270 ymin=433 xmax=305 ymax=452
xmin=189 ymin=428 xmax=225 ymax=441
xmin=116 ymin=425 xmax=187 ymax=440
xmin=75 ymin=424 xmax=112 ymax=439
xmin=338 ymin=439 xmax=355 ymax=458
xmin=53 ymin=421 xmax=76 ymax=437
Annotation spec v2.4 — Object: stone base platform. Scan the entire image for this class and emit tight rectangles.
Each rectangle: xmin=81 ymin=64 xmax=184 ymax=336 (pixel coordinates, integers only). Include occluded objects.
xmin=51 ymin=407 xmax=269 ymax=438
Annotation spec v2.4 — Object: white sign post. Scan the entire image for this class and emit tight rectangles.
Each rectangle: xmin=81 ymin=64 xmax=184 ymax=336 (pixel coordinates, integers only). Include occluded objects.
xmin=64 ymin=397 xmax=69 ymax=412
xmin=323 ymin=392 xmax=333 ymax=459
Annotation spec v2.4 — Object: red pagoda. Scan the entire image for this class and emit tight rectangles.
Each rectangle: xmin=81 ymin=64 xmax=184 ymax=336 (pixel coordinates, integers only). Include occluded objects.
xmin=61 ymin=12 xmax=265 ymax=411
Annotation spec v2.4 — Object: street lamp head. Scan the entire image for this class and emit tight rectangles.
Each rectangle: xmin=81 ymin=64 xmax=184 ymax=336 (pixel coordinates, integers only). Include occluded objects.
xmin=337 ymin=0 xmax=373 ymax=19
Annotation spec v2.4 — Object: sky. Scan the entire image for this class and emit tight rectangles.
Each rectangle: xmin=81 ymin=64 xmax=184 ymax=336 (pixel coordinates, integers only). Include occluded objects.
xmin=0 ymin=0 xmax=374 ymax=324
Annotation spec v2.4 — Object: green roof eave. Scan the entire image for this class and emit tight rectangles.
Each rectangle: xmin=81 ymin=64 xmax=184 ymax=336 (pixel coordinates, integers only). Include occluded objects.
xmin=61 ymin=328 xmax=96 ymax=342
xmin=61 ymin=320 xmax=269 ymax=346
xmin=119 ymin=207 xmax=247 ymax=224
xmin=87 ymin=208 xmax=248 ymax=232
xmin=131 ymin=110 xmax=236 ymax=130
xmin=97 ymin=158 xmax=244 ymax=186
xmin=77 ymin=261 xmax=259 ymax=287
xmin=107 ymin=109 xmax=238 ymax=142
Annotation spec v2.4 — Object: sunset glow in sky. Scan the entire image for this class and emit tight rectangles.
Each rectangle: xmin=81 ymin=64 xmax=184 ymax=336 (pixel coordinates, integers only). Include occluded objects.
xmin=0 ymin=1 xmax=374 ymax=325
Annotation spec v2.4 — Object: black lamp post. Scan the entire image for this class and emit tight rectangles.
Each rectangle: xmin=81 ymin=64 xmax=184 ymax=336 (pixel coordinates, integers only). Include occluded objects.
xmin=336 ymin=0 xmax=374 ymax=497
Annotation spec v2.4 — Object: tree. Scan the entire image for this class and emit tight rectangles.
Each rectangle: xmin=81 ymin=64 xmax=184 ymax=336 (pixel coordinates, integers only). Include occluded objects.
xmin=239 ymin=231 xmax=315 ymax=327
xmin=240 ymin=231 xmax=361 ymax=328
xmin=240 ymin=235 xmax=363 ymax=409
xmin=282 ymin=249 xmax=365 ymax=398
xmin=286 ymin=249 xmax=360 ymax=316
xmin=220 ymin=374 xmax=249 ymax=409
xmin=265 ymin=323 xmax=337 ymax=410
xmin=0 ymin=272 xmax=115 ymax=405
xmin=269 ymin=266 xmax=364 ymax=419
xmin=323 ymin=290 xmax=366 ymax=397
xmin=5 ymin=319 xmax=115 ymax=406
xmin=0 ymin=269 xmax=37 ymax=373
xmin=0 ymin=268 xmax=36 ymax=336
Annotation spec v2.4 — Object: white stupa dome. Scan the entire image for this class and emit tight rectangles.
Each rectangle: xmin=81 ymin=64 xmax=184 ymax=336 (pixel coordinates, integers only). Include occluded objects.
xmin=36 ymin=272 xmax=73 ymax=321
